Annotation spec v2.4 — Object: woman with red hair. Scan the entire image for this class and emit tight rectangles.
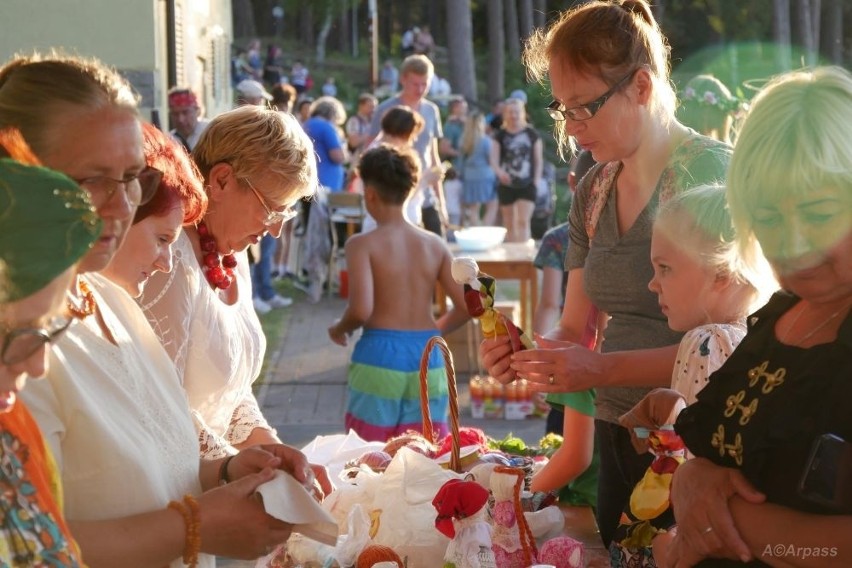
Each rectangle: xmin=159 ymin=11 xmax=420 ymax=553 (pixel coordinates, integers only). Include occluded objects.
xmin=102 ymin=123 xmax=206 ymax=298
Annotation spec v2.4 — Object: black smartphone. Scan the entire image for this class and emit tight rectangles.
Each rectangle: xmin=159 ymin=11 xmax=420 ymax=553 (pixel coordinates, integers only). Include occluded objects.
xmin=797 ymin=433 xmax=852 ymax=513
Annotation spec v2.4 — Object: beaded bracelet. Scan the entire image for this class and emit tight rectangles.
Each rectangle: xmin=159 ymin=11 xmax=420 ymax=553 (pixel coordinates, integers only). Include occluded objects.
xmin=168 ymin=494 xmax=201 ymax=567
xmin=184 ymin=495 xmax=201 ymax=565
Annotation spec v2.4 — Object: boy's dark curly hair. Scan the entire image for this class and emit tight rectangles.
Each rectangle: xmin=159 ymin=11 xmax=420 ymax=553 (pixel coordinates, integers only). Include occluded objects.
xmin=357 ymin=144 xmax=421 ymax=205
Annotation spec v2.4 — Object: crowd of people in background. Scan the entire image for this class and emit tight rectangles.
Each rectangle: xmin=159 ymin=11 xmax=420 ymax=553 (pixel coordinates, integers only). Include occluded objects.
xmin=3 ymin=3 xmax=850 ymax=565
xmin=218 ymin=30 xmax=755 ymax=315
xmin=226 ymin=12 xmax=850 ymax=568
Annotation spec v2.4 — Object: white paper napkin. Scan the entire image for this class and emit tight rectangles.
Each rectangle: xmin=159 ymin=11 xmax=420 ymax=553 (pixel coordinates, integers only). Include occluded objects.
xmin=256 ymin=470 xmax=339 ymax=546
xmin=300 ymin=429 xmax=385 ymax=482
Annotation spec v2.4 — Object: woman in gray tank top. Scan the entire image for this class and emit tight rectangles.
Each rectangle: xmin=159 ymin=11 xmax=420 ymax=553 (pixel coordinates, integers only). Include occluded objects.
xmin=478 ymin=0 xmax=731 ymax=547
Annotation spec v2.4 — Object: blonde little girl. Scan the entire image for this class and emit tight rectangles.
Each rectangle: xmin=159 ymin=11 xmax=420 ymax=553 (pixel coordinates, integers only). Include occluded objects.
xmin=613 ymin=184 xmax=776 ymax=566
xmin=648 ymin=184 xmax=775 ymax=404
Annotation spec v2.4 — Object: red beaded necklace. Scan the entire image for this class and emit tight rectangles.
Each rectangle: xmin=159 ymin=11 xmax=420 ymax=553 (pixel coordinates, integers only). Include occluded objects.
xmin=197 ymin=221 xmax=237 ymax=289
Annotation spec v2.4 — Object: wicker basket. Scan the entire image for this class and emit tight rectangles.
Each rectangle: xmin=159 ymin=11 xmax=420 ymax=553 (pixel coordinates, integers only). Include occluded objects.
xmin=418 ymin=335 xmax=462 ymax=473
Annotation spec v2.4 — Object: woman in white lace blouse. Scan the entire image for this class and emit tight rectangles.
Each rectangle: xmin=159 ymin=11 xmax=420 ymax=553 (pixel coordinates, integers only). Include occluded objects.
xmin=141 ymin=106 xmax=319 ymax=458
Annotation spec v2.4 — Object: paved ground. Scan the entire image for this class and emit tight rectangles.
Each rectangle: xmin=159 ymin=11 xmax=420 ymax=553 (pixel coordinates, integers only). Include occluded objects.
xmin=256 ymin=292 xmax=546 ymax=449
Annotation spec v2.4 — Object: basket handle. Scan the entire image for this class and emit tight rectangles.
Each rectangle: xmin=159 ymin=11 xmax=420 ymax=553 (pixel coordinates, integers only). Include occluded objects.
xmin=419 ymin=336 xmax=461 ymax=472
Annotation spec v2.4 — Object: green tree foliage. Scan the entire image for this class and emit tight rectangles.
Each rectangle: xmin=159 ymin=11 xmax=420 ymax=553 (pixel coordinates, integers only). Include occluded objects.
xmin=236 ymin=0 xmax=848 ymax=113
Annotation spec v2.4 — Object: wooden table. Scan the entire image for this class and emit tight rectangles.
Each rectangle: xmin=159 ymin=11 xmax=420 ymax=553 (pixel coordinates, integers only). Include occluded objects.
xmin=559 ymin=505 xmax=609 ymax=566
xmin=437 ymin=241 xmax=539 ymax=332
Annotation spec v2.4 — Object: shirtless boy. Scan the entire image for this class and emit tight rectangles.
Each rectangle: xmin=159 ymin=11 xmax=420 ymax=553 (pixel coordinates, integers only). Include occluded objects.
xmin=328 ymin=144 xmax=468 ymax=441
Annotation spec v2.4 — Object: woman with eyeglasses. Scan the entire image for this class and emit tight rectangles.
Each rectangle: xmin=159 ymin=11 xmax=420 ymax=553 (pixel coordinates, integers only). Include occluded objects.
xmin=478 ymin=0 xmax=732 ymax=548
xmin=0 ymin=132 xmax=100 ymax=566
xmin=139 ymin=105 xmax=324 ymax=469
xmin=106 ymin=118 xmax=329 ymax=494
xmin=2 ymin=53 xmax=317 ymax=567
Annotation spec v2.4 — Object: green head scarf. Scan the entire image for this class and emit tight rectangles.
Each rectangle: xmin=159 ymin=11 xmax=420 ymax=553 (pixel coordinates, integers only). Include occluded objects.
xmin=0 ymin=158 xmax=102 ymax=302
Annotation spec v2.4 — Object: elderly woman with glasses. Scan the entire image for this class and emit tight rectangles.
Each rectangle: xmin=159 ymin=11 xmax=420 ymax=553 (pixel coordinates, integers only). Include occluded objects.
xmin=477 ymin=0 xmax=732 ymax=548
xmin=139 ymin=105 xmax=324 ymax=470
xmin=0 ymin=133 xmax=101 ymax=565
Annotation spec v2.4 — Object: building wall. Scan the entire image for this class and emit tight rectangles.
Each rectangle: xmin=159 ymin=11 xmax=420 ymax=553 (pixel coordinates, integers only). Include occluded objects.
xmin=0 ymin=0 xmax=232 ymax=126
xmin=174 ymin=0 xmax=234 ymax=119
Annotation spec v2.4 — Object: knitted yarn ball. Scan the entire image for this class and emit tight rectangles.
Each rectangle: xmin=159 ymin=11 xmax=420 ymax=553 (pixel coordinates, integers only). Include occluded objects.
xmin=436 ymin=426 xmax=489 ymax=457
xmin=538 ymin=536 xmax=585 ymax=568
xmin=355 ymin=544 xmax=404 ymax=567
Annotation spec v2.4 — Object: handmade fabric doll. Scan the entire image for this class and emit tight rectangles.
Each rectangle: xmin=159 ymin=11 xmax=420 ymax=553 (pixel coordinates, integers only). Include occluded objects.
xmin=433 ymin=479 xmax=496 ymax=568
xmin=451 ymin=258 xmax=534 ymax=353
xmin=474 ymin=467 xmax=584 ymax=568
xmin=489 ymin=467 xmax=536 ymax=568
xmin=610 ymin=389 xmax=688 ymax=566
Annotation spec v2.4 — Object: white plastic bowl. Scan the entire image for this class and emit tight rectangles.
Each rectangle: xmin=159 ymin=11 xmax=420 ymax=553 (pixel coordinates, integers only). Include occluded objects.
xmin=454 ymin=226 xmax=507 ymax=252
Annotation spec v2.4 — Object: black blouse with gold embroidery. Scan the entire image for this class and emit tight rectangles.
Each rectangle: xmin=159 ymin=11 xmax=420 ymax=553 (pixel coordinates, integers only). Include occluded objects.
xmin=676 ymin=292 xmax=852 ymax=515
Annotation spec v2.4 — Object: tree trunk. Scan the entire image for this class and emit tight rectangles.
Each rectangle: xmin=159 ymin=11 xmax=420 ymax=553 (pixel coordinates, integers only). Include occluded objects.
xmin=300 ymin=4 xmax=315 ymax=47
xmin=232 ymin=0 xmax=256 ymax=40
xmin=795 ymin=0 xmax=819 ymax=66
xmin=350 ymin=2 xmax=359 ymax=58
xmin=773 ymin=0 xmax=792 ymax=71
xmin=316 ymin=3 xmax=335 ymax=66
xmin=822 ymin=0 xmax=843 ymax=64
xmin=812 ymin=0 xmax=821 ymax=54
xmin=533 ymin=0 xmax=546 ymax=29
xmin=380 ymin=0 xmax=393 ymax=55
xmin=518 ymin=0 xmax=534 ymax=41
xmin=488 ymin=0 xmax=506 ymax=103
xmin=652 ymin=0 xmax=665 ymax=26
xmin=337 ymin=4 xmax=351 ymax=55
xmin=250 ymin=0 xmax=276 ymax=37
xmin=446 ymin=0 xmax=477 ymax=103
xmin=504 ymin=0 xmax=520 ymax=62
xmin=399 ymin=0 xmax=411 ymax=43
xmin=428 ymin=0 xmax=441 ymax=48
